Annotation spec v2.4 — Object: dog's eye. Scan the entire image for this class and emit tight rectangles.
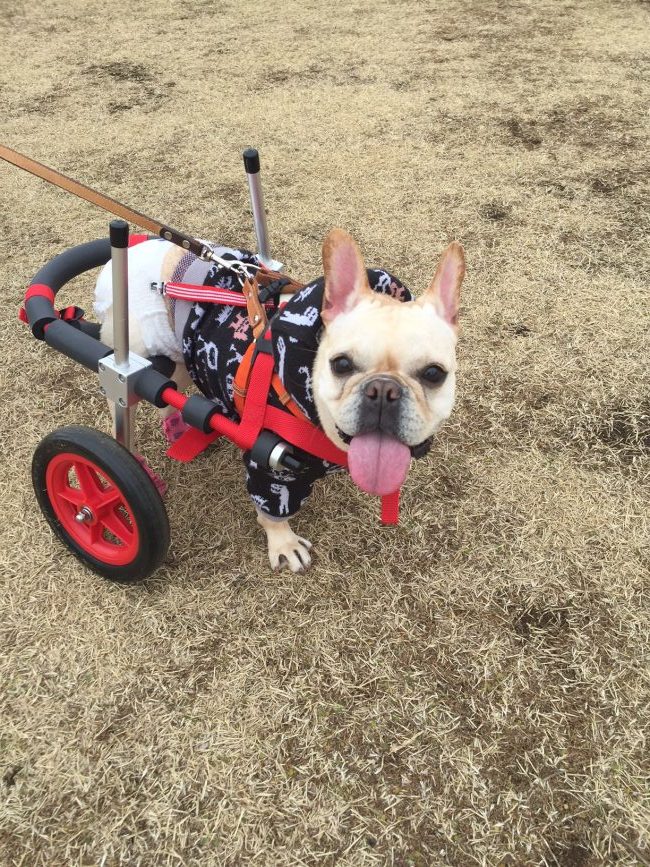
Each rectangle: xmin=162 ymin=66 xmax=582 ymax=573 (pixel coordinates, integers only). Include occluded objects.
xmin=330 ymin=354 xmax=355 ymax=376
xmin=420 ymin=364 xmax=447 ymax=386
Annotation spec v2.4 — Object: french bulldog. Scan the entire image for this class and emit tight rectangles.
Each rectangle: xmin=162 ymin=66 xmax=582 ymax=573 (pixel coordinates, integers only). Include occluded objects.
xmin=94 ymin=229 xmax=464 ymax=572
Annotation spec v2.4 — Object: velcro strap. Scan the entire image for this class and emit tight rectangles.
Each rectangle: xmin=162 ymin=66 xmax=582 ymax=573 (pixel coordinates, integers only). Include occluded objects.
xmin=238 ymin=350 xmax=276 ymax=440
xmin=19 ymin=303 xmax=85 ymax=326
xmin=263 ymin=406 xmax=348 ymax=466
xmin=25 ymin=283 xmax=55 ymax=302
xmin=59 ymin=305 xmax=85 ymax=322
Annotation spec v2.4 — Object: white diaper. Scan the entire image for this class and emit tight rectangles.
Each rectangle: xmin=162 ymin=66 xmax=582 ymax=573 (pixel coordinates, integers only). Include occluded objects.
xmin=94 ymin=238 xmax=183 ymax=362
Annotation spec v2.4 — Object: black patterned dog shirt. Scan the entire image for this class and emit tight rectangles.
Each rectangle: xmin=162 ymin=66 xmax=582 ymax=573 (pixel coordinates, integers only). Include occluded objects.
xmin=172 ymin=246 xmax=413 ymax=520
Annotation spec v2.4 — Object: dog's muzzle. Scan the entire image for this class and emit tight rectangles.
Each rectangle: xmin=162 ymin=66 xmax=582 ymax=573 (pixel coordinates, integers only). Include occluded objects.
xmin=336 ymin=376 xmax=433 ymax=459
xmin=357 ymin=375 xmax=403 ymax=438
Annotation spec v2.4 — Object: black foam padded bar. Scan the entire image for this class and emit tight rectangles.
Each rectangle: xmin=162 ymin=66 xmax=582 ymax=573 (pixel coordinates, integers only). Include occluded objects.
xmin=25 ymin=296 xmax=58 ymax=340
xmin=31 ymin=238 xmax=112 ymax=294
xmin=181 ymin=394 xmax=221 ymax=433
xmin=134 ymin=368 xmax=177 ymax=408
xmin=44 ymin=319 xmax=114 ymax=372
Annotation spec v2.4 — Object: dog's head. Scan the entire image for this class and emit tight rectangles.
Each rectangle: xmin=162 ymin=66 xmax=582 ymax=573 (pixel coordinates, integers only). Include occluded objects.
xmin=313 ymin=228 xmax=464 ymax=496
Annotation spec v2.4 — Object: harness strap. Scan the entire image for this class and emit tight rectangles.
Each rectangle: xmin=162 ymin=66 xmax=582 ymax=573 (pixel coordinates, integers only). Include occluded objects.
xmin=380 ymin=490 xmax=400 ymax=525
xmin=166 ymin=427 xmax=219 ymax=462
xmin=233 ymin=277 xmax=312 ymax=423
xmin=237 ymin=338 xmax=276 ymax=443
xmin=243 ymin=278 xmax=269 ymax=340
xmin=263 ymin=406 xmax=347 ymax=466
xmin=233 ymin=341 xmax=309 ymax=423
xmin=19 ymin=303 xmax=86 ymax=326
xmin=165 ymin=281 xmax=277 ymax=309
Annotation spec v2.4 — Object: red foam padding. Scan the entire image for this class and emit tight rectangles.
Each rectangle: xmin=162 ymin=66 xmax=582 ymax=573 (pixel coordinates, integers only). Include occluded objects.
xmin=128 ymin=234 xmax=151 ymax=247
xmin=25 ymin=283 xmax=55 ymax=302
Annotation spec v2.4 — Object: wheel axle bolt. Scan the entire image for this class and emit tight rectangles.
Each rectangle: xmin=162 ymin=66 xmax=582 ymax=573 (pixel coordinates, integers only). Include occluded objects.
xmin=75 ymin=507 xmax=93 ymax=523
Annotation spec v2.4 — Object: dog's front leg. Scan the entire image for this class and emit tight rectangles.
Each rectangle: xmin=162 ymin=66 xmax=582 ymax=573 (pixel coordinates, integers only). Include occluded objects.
xmin=256 ymin=510 xmax=313 ymax=573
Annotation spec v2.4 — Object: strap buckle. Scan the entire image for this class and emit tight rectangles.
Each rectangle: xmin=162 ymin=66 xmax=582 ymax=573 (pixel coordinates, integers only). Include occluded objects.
xmin=258 ymin=277 xmax=292 ymax=306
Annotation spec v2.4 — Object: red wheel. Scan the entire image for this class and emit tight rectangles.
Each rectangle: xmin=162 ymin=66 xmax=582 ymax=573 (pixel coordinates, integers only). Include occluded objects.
xmin=33 ymin=426 xmax=170 ymax=582
xmin=45 ymin=452 xmax=141 ymax=566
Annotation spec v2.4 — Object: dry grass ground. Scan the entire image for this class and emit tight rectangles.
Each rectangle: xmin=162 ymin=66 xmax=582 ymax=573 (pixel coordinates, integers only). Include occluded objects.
xmin=1 ymin=0 xmax=648 ymax=864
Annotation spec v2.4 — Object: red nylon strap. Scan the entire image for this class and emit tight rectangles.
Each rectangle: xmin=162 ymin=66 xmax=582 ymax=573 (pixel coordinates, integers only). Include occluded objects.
xmin=263 ymin=406 xmax=348 ymax=466
xmin=59 ymin=305 xmax=83 ymax=321
xmin=237 ymin=349 xmax=276 ymax=448
xmin=166 ymin=428 xmax=219 ymax=462
xmin=381 ymin=490 xmax=400 ymax=525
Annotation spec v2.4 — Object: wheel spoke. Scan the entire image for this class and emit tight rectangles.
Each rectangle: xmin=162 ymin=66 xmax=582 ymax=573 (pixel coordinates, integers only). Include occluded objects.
xmin=94 ymin=487 xmax=122 ymax=514
xmin=74 ymin=461 xmax=103 ymax=502
xmin=87 ymin=521 xmax=102 ymax=546
xmin=56 ymin=485 xmax=86 ymax=509
xmin=100 ymin=507 xmax=134 ymax=546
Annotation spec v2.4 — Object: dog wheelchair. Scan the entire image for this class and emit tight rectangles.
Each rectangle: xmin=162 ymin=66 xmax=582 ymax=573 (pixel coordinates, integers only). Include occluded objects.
xmin=21 ymin=151 xmax=400 ymax=582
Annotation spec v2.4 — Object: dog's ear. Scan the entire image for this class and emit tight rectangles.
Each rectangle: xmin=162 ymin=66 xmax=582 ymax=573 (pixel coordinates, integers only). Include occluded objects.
xmin=420 ymin=241 xmax=465 ymax=328
xmin=322 ymin=228 xmax=372 ymax=324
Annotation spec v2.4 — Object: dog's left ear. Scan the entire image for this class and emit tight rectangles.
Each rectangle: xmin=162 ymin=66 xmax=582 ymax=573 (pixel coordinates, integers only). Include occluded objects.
xmin=322 ymin=228 xmax=372 ymax=324
xmin=420 ymin=241 xmax=465 ymax=328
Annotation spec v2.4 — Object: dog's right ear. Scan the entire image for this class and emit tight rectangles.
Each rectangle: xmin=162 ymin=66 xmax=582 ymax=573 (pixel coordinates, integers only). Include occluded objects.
xmin=322 ymin=228 xmax=372 ymax=324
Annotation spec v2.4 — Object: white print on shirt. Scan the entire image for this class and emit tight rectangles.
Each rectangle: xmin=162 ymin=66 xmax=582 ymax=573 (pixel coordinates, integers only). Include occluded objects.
xmin=276 ymin=335 xmax=287 ymax=382
xmin=191 ymin=304 xmax=205 ymax=329
xmin=270 ymin=483 xmax=290 ymax=515
xmin=196 ymin=337 xmax=219 ymax=371
xmin=280 ymin=306 xmax=319 ymax=328
xmin=250 ymin=494 xmax=269 ymax=511
xmin=226 ymin=343 xmax=244 ymax=369
xmin=297 ymin=365 xmax=313 ymax=405
xmin=215 ymin=305 xmax=234 ymax=327
xmin=294 ymin=284 xmax=316 ymax=304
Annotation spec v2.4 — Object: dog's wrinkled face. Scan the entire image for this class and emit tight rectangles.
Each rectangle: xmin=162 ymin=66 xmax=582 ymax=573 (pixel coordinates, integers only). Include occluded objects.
xmin=313 ymin=228 xmax=465 ymax=496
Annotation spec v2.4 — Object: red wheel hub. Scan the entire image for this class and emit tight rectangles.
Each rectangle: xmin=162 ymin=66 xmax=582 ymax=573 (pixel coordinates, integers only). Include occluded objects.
xmin=45 ymin=452 xmax=140 ymax=565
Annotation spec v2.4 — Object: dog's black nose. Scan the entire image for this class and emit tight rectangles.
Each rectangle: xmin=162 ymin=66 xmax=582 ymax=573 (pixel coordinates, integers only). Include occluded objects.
xmin=363 ymin=377 xmax=403 ymax=404
xmin=359 ymin=376 xmax=404 ymax=437
xmin=358 ymin=376 xmax=403 ymax=436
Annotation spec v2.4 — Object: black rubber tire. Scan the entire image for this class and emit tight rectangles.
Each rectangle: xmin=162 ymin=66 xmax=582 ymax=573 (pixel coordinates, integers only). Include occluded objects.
xmin=32 ymin=425 xmax=170 ymax=582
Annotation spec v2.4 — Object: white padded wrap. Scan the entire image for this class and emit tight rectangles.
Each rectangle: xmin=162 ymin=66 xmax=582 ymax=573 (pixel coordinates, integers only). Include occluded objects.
xmin=94 ymin=238 xmax=183 ymax=362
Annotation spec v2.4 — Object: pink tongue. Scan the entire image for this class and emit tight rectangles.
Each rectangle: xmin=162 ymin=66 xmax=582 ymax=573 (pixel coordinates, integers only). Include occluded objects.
xmin=347 ymin=432 xmax=412 ymax=496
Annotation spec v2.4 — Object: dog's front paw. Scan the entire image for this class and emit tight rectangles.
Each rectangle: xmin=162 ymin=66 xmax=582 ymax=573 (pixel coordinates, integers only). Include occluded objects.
xmin=256 ymin=511 xmax=313 ymax=573
xmin=267 ymin=527 xmax=313 ymax=573
xmin=271 ymin=537 xmax=313 ymax=573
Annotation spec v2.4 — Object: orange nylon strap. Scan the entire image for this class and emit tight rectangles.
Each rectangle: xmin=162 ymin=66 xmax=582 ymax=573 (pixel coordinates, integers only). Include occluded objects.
xmin=270 ymin=374 xmax=310 ymax=421
xmin=233 ymin=342 xmax=256 ymax=417
xmin=233 ymin=341 xmax=310 ymax=423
